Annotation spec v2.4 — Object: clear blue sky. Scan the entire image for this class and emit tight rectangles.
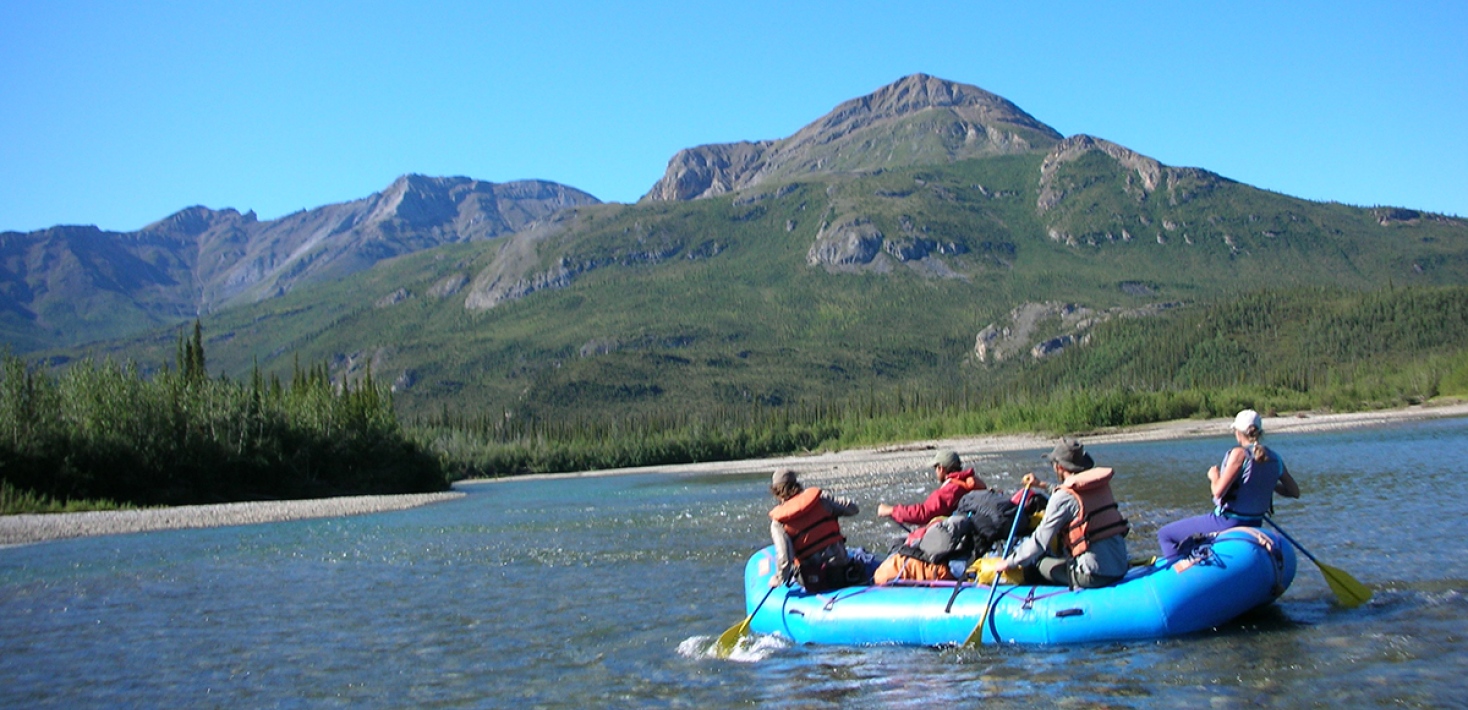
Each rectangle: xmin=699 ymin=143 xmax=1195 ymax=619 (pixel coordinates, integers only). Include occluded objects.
xmin=2 ymin=1 xmax=1464 ymax=233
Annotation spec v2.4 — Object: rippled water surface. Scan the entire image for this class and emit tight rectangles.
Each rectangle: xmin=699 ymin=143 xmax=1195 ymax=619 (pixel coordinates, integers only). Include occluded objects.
xmin=3 ymin=418 xmax=1467 ymax=708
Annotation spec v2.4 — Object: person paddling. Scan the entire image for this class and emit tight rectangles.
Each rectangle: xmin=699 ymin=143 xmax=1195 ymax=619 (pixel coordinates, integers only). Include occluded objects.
xmin=1156 ymin=409 xmax=1300 ymax=558
xmin=993 ymin=438 xmax=1130 ymax=589
xmin=768 ymin=468 xmax=871 ymax=592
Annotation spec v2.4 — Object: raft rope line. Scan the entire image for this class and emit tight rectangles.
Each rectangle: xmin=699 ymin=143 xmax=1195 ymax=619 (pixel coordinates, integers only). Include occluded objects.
xmin=1172 ymin=526 xmax=1274 ymax=574
xmin=815 ymin=574 xmax=967 ymax=611
xmin=1016 ymin=585 xmax=1069 ymax=610
xmin=811 ymin=577 xmax=959 ymax=611
xmin=813 ymin=580 xmax=899 ymax=610
xmin=803 ymin=528 xmax=1291 ymax=625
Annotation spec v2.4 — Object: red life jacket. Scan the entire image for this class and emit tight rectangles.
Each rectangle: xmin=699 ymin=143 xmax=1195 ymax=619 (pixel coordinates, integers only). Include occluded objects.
xmin=1058 ymin=467 xmax=1130 ymax=556
xmin=770 ymin=487 xmax=845 ymax=562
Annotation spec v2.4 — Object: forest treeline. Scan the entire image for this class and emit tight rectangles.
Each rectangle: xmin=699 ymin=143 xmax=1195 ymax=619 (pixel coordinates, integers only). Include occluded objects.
xmin=0 ymin=324 xmax=445 ymax=513
xmin=418 ymin=286 xmax=1468 ymax=477
xmin=5 ymin=287 xmax=1468 ymax=512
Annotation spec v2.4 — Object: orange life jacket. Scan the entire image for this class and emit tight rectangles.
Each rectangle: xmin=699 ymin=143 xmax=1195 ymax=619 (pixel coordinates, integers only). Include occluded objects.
xmin=1058 ymin=467 xmax=1130 ymax=556
xmin=770 ymin=487 xmax=845 ymax=562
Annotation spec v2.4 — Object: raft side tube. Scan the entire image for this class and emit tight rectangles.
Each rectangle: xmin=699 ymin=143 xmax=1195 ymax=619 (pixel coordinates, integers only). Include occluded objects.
xmin=739 ymin=528 xmax=1295 ymax=646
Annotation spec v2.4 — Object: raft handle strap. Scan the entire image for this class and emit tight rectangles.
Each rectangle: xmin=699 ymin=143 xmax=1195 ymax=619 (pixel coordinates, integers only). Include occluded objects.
xmin=1017 ymin=587 xmax=1069 ymax=609
xmin=1021 ymin=587 xmax=1038 ymax=610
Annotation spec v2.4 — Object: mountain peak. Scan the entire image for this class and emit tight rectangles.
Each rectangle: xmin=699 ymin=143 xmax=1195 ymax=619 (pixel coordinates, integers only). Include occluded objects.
xmin=793 ymin=73 xmax=1062 ymax=155
xmin=642 ymin=74 xmax=1063 ymax=202
xmin=141 ymin=206 xmax=248 ymax=240
xmin=839 ymin=73 xmax=1054 ymax=131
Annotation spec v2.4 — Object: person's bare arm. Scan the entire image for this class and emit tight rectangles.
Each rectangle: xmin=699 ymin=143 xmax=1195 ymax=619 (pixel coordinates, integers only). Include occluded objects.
xmin=1210 ymin=447 xmax=1246 ymax=503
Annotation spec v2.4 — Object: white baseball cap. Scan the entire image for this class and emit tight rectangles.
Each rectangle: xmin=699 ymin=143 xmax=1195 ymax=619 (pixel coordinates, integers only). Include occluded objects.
xmin=1231 ymin=409 xmax=1262 ymax=433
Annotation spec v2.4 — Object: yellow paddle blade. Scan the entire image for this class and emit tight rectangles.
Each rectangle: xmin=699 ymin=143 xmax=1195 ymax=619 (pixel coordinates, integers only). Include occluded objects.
xmin=712 ymin=615 xmax=753 ymax=657
xmin=1318 ymin=562 xmax=1372 ymax=609
xmin=1264 ymin=516 xmax=1372 ymax=610
xmin=962 ymin=610 xmax=988 ymax=647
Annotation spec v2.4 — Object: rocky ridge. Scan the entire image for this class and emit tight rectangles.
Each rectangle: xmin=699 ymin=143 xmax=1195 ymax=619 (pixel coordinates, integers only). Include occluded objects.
xmin=0 ymin=176 xmax=600 ymax=351
xmin=641 ymin=74 xmax=1064 ymax=202
xmin=974 ymin=300 xmax=1182 ymax=363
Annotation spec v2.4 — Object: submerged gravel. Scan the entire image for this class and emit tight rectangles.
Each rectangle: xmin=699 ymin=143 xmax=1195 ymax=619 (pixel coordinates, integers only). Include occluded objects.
xmin=0 ymin=492 xmax=465 ymax=547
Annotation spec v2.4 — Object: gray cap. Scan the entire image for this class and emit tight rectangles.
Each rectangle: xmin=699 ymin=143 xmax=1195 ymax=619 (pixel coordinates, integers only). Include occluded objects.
xmin=1042 ymin=438 xmax=1094 ymax=473
xmin=930 ymin=449 xmax=962 ymax=470
xmin=772 ymin=468 xmax=798 ymax=487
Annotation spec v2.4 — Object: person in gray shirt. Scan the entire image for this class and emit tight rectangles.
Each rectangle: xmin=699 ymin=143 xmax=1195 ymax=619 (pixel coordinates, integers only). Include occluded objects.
xmin=768 ymin=468 xmax=866 ymax=591
xmin=995 ymin=439 xmax=1130 ymax=589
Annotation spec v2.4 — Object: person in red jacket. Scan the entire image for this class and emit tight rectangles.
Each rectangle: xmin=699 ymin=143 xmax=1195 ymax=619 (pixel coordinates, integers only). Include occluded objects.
xmin=876 ymin=450 xmax=986 ymax=528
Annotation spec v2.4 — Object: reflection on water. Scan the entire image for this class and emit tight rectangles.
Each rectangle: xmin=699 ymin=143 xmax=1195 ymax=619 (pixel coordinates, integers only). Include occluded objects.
xmin=2 ymin=418 xmax=1467 ymax=707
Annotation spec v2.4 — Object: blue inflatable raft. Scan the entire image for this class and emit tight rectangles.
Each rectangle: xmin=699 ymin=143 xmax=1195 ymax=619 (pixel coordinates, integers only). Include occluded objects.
xmin=742 ymin=527 xmax=1296 ymax=646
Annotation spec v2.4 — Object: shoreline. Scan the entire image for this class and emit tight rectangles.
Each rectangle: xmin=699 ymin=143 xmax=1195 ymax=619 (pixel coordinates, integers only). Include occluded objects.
xmin=0 ymin=492 xmax=465 ymax=548
xmin=6 ymin=402 xmax=1467 ymax=547
xmin=468 ymin=401 xmax=1468 ymax=483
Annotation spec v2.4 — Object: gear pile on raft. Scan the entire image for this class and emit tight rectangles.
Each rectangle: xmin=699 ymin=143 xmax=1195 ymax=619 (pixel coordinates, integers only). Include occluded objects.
xmin=737 ymin=410 xmax=1344 ymax=648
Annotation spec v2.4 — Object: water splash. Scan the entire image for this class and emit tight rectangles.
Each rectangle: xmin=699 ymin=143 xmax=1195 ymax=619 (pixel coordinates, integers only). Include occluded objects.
xmin=677 ymin=633 xmax=790 ymax=662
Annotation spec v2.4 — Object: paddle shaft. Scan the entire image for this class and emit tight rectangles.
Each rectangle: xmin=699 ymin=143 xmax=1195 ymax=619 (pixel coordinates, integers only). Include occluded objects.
xmin=1263 ymin=514 xmax=1372 ymax=608
xmin=1261 ymin=515 xmax=1321 ymax=565
xmin=714 ymin=568 xmax=786 ymax=656
xmin=746 ymin=578 xmax=781 ymax=622
xmin=966 ymin=483 xmax=1032 ymax=645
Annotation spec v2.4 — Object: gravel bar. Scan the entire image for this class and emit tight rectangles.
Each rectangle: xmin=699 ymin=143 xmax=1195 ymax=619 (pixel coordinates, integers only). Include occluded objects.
xmin=476 ymin=403 xmax=1468 ymax=484
xmin=0 ymin=492 xmax=465 ymax=547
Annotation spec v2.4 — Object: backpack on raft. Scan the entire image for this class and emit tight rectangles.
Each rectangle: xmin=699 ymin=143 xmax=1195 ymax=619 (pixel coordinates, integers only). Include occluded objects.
xmin=887 ymin=514 xmax=977 ymax=566
xmin=875 ymin=516 xmax=972 ymax=585
xmin=951 ymin=488 xmax=1045 ymax=556
xmin=796 ymin=557 xmax=867 ymax=593
xmin=884 ymin=488 xmax=1047 ymax=577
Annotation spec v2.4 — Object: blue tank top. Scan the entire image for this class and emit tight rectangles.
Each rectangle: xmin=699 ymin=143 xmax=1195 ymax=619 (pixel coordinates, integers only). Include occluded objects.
xmin=1216 ymin=445 xmax=1284 ymax=519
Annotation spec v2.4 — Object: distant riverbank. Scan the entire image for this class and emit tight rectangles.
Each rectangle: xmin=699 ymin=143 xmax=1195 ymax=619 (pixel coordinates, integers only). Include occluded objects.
xmin=8 ymin=401 xmax=1467 ymax=546
xmin=475 ymin=401 xmax=1468 ymax=483
xmin=0 ymin=492 xmax=463 ymax=547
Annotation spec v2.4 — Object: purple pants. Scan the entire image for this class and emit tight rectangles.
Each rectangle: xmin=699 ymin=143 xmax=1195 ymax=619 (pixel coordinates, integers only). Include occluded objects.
xmin=1156 ymin=512 xmax=1260 ymax=558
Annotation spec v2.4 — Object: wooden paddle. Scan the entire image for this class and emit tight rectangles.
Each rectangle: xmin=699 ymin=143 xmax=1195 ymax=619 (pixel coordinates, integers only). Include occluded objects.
xmin=712 ymin=571 xmax=785 ymax=657
xmin=1264 ymin=515 xmax=1372 ymax=608
xmin=963 ymin=482 xmax=1032 ymax=646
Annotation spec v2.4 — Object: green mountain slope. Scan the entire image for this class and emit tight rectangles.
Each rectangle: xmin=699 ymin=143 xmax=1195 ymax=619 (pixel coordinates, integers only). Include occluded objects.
xmin=38 ymin=74 xmax=1468 ymax=431
xmin=74 ymin=147 xmax=1468 ymax=424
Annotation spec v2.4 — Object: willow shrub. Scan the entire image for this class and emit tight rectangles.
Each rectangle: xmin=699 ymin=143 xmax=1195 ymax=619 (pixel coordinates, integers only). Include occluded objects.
xmin=0 ymin=480 xmax=137 ymax=515
xmin=0 ymin=354 xmax=446 ymax=508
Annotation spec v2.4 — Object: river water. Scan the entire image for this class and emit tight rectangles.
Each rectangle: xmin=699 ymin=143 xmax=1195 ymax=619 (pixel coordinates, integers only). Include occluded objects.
xmin=2 ymin=418 xmax=1466 ymax=708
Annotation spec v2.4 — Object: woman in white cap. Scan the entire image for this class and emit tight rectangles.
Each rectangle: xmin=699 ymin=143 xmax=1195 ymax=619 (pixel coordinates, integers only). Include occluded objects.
xmin=1156 ymin=409 xmax=1301 ymax=558
xmin=768 ymin=468 xmax=867 ymax=592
